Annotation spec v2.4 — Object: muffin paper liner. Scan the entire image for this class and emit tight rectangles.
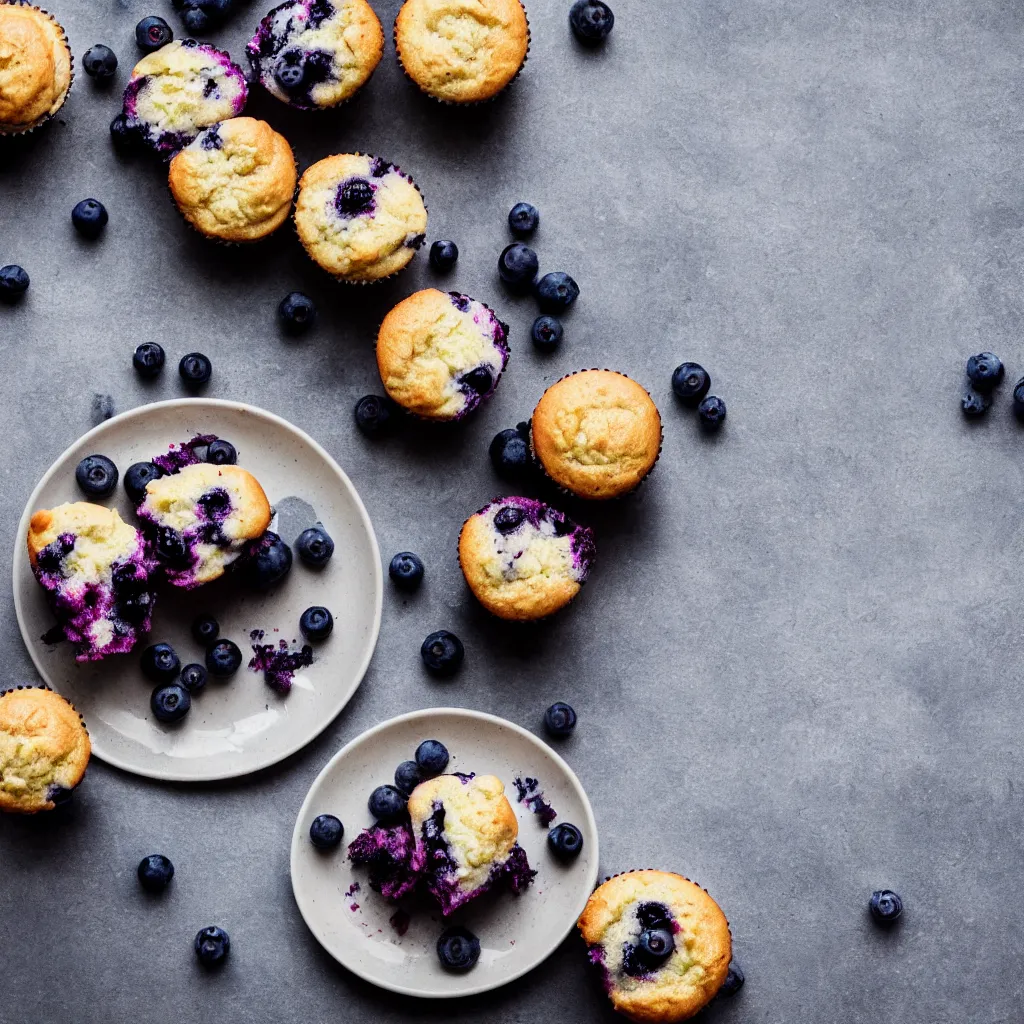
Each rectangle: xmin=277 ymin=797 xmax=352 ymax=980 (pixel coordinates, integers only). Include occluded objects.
xmin=529 ymin=368 xmax=664 ymax=502
xmin=393 ymin=0 xmax=530 ymax=107
xmin=0 ymin=2 xmax=74 ymax=136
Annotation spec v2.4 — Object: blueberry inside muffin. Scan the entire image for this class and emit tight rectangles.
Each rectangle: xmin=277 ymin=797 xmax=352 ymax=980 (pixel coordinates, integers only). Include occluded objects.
xmin=28 ymin=503 xmax=157 ymax=662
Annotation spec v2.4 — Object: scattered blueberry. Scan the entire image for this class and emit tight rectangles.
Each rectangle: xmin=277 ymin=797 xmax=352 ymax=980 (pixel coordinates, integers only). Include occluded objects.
xmin=508 ymin=202 xmax=540 ymax=237
xmin=720 ymin=962 xmax=745 ymax=996
xmin=75 ymin=454 xmax=118 ymax=498
xmin=489 ymin=425 xmax=533 ymax=481
xmin=151 ymin=682 xmax=191 ymax=723
xmin=698 ymin=395 xmax=727 ymax=431
xmin=354 ymin=395 xmax=393 ymax=438
xmin=569 ymin=0 xmax=615 ymax=44
xmin=498 ymin=242 xmax=539 ymax=291
xmin=278 ymin=292 xmax=316 ymax=335
xmin=296 ymin=526 xmax=334 ymax=567
xmin=530 ymin=315 xmax=563 ymax=352
xmin=179 ymin=663 xmax=207 ymax=695
xmin=415 ymin=739 xmax=450 ymax=776
xmin=389 ymin=551 xmax=424 ymax=591
xmin=71 ymin=199 xmax=108 ymax=239
xmin=421 ymin=630 xmax=464 ymax=677
xmin=547 ymin=822 xmax=584 ymax=861
xmin=205 ymin=439 xmax=236 ymax=465
xmin=544 ymin=702 xmax=577 ymax=737
xmin=245 ymin=532 xmax=292 ymax=589
xmin=299 ymin=605 xmax=334 ymax=641
xmin=124 ymin=462 xmax=162 ymax=504
xmin=137 ymin=853 xmax=174 ymax=892
xmin=133 ymin=341 xmax=165 ymax=378
xmin=394 ymin=760 xmax=422 ymax=795
xmin=429 ymin=240 xmax=459 ymax=272
xmin=141 ymin=642 xmax=181 ymax=683
xmin=135 ymin=15 xmax=172 ymax=51
xmin=179 ymin=352 xmax=212 ymax=388
xmin=309 ymin=814 xmax=344 ymax=849
xmin=368 ymin=784 xmax=407 ymax=823
xmin=869 ymin=889 xmax=903 ymax=925
xmin=671 ymin=362 xmax=711 ymax=407
xmin=206 ymin=639 xmax=242 ymax=678
xmin=637 ymin=927 xmax=675 ymax=965
xmin=962 ymin=390 xmax=991 ymax=418
xmin=437 ymin=926 xmax=480 ymax=971
xmin=535 ymin=272 xmax=580 ymax=313
xmin=966 ymin=352 xmax=1004 ymax=390
xmin=82 ymin=44 xmax=118 ymax=80
xmin=192 ymin=614 xmax=219 ymax=647
xmin=109 ymin=113 xmax=142 ymax=152
xmin=0 ymin=264 xmax=29 ymax=301
xmin=194 ymin=926 xmax=230 ymax=967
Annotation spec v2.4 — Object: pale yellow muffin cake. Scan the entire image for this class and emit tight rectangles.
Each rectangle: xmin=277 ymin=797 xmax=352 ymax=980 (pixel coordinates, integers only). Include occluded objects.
xmin=168 ymin=118 xmax=298 ymax=243
xmin=578 ymin=870 xmax=732 ymax=1023
xmin=394 ymin=0 xmax=529 ymax=104
xmin=0 ymin=2 xmax=72 ymax=134
xmin=0 ymin=686 xmax=91 ymax=814
xmin=532 ymin=370 xmax=663 ymax=500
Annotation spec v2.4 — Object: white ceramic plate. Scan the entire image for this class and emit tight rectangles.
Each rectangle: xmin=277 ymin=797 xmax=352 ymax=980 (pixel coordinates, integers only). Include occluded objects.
xmin=12 ymin=399 xmax=382 ymax=782
xmin=290 ymin=708 xmax=599 ymax=998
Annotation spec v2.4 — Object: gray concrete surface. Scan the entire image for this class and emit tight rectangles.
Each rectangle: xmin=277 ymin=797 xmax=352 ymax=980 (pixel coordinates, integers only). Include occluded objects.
xmin=2 ymin=0 xmax=1023 ymax=1020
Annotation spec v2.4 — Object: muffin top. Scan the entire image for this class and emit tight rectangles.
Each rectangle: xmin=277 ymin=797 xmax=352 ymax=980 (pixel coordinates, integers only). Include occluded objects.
xmin=395 ymin=0 xmax=529 ymax=103
xmin=247 ymin=0 xmax=384 ymax=110
xmin=168 ymin=117 xmax=298 ymax=242
xmin=295 ymin=153 xmax=428 ymax=281
xmin=123 ymin=40 xmax=248 ymax=154
xmin=578 ymin=870 xmax=732 ymax=1023
xmin=532 ymin=370 xmax=662 ymax=500
xmin=459 ymin=496 xmax=595 ymax=620
xmin=0 ymin=687 xmax=91 ymax=814
xmin=0 ymin=3 xmax=71 ymax=131
xmin=28 ymin=502 xmax=141 ymax=578
xmin=377 ymin=289 xmax=509 ymax=419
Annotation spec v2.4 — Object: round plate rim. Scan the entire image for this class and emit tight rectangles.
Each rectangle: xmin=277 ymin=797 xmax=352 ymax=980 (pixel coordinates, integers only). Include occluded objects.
xmin=11 ymin=397 xmax=384 ymax=783
xmin=289 ymin=706 xmax=600 ymax=999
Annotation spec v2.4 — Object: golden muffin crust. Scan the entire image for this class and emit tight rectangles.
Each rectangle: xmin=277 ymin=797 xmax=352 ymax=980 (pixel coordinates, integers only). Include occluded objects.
xmin=578 ymin=870 xmax=732 ymax=1023
xmin=0 ymin=3 xmax=72 ymax=132
xmin=532 ymin=370 xmax=662 ymax=500
xmin=395 ymin=0 xmax=529 ymax=103
xmin=294 ymin=153 xmax=428 ymax=282
xmin=168 ymin=117 xmax=297 ymax=242
xmin=0 ymin=687 xmax=90 ymax=814
xmin=27 ymin=502 xmax=141 ymax=575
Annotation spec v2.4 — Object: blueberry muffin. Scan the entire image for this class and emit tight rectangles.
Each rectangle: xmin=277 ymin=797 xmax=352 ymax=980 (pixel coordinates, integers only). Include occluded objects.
xmin=247 ymin=0 xmax=384 ymax=111
xmin=394 ymin=0 xmax=529 ymax=104
xmin=0 ymin=2 xmax=72 ymax=134
xmin=377 ymin=289 xmax=509 ymax=420
xmin=121 ymin=40 xmax=248 ymax=156
xmin=27 ymin=503 xmax=157 ymax=662
xmin=168 ymin=117 xmax=297 ymax=243
xmin=578 ymin=870 xmax=732 ymax=1023
xmin=294 ymin=153 xmax=428 ymax=282
xmin=136 ymin=463 xmax=272 ymax=588
xmin=459 ymin=496 xmax=595 ymax=620
xmin=0 ymin=687 xmax=90 ymax=814
xmin=532 ymin=370 xmax=663 ymax=500
xmin=348 ymin=773 xmax=535 ymax=915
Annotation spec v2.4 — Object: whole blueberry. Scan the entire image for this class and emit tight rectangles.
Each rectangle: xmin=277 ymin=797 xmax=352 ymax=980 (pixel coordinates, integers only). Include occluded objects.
xmin=278 ymin=292 xmax=316 ymax=335
xmin=137 ymin=853 xmax=174 ymax=892
xmin=421 ymin=630 xmax=464 ymax=677
xmin=194 ymin=926 xmax=230 ymax=967
xmin=245 ymin=532 xmax=292 ymax=589
xmin=460 ymin=366 xmax=493 ymax=395
xmin=75 ymin=454 xmax=118 ymax=497
xmin=966 ymin=352 xmax=1004 ymax=390
xmin=368 ymin=784 xmax=407 ymax=823
xmin=869 ymin=889 xmax=903 ymax=924
xmin=547 ymin=822 xmax=584 ymax=861
xmin=124 ymin=462 xmax=163 ymax=504
xmin=671 ymin=362 xmax=711 ymax=407
xmin=498 ymin=242 xmax=539 ymax=291
xmin=569 ymin=0 xmax=615 ymax=44
xmin=698 ymin=395 xmax=727 ymax=431
xmin=133 ymin=341 xmax=165 ymax=378
xmin=135 ymin=16 xmax=173 ymax=51
xmin=309 ymin=813 xmax=344 ymax=849
xmin=82 ymin=44 xmax=118 ymax=80
xmin=489 ymin=426 xmax=533 ymax=481
xmin=191 ymin=614 xmax=219 ymax=646
xmin=151 ymin=682 xmax=191 ymax=723
xmin=299 ymin=605 xmax=334 ymax=641
xmin=72 ymin=199 xmax=108 ymax=239
xmin=394 ymin=760 xmax=422 ymax=795
xmin=296 ymin=526 xmax=334 ymax=567
xmin=141 ymin=642 xmax=181 ymax=682
xmin=205 ymin=439 xmax=237 ymax=465
xmin=182 ymin=7 xmax=210 ymax=32
xmin=109 ymin=113 xmax=142 ymax=153
xmin=179 ymin=663 xmax=208 ymax=695
xmin=637 ymin=927 xmax=675 ymax=965
xmin=415 ymin=739 xmax=449 ymax=776
xmin=531 ymin=315 xmax=563 ymax=351
xmin=437 ymin=926 xmax=481 ymax=971
xmin=1014 ymin=377 xmax=1024 ymax=417
xmin=336 ymin=178 xmax=375 ymax=216
xmin=508 ymin=202 xmax=539 ymax=237
xmin=535 ymin=272 xmax=580 ymax=313
xmin=179 ymin=352 xmax=212 ymax=388
xmin=198 ymin=0 xmax=235 ymax=26
xmin=0 ymin=264 xmax=29 ymax=301
xmin=721 ymin=962 xmax=745 ymax=996
xmin=962 ymin=390 xmax=991 ymax=418
xmin=389 ymin=551 xmax=424 ymax=591
xmin=544 ymin=702 xmax=577 ymax=737
xmin=206 ymin=639 xmax=242 ymax=678
xmin=354 ymin=395 xmax=393 ymax=437
xmin=429 ymin=240 xmax=459 ymax=272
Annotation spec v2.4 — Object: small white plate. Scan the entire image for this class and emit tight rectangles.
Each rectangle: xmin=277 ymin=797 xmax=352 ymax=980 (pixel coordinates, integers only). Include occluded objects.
xmin=12 ymin=399 xmax=382 ymax=782
xmin=290 ymin=708 xmax=599 ymax=998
